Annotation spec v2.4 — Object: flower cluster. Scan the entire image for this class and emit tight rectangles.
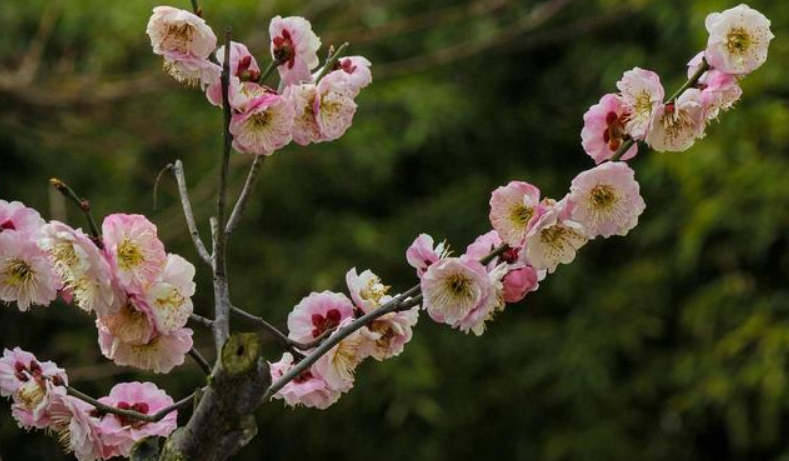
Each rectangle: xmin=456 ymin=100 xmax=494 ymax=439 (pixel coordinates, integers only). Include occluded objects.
xmin=1 ymin=198 xmax=196 ymax=374
xmin=411 ymin=4 xmax=772 ymax=337
xmin=582 ymin=4 xmax=771 ymax=159
xmin=147 ymin=7 xmax=372 ymax=156
xmin=269 ymin=268 xmax=418 ymax=409
xmin=0 ymin=348 xmax=176 ymax=461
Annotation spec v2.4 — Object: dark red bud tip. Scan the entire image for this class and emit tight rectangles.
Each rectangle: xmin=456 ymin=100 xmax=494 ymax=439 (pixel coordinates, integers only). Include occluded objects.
xmin=665 ymin=103 xmax=675 ymax=114
xmin=79 ymin=200 xmax=91 ymax=211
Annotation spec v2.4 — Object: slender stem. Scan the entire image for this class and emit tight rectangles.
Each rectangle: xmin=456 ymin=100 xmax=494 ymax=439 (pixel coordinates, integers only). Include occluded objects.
xmin=66 ymin=386 xmax=195 ymax=423
xmin=189 ymin=313 xmax=214 ymax=328
xmin=315 ymin=42 xmax=350 ymax=81
xmin=263 ymin=245 xmax=506 ymax=400
xmin=211 ymin=29 xmax=234 ymax=350
xmin=188 ymin=348 xmax=213 ymax=375
xmin=190 ymin=0 xmax=200 ymax=16
xmin=49 ymin=178 xmax=102 ymax=247
xmin=226 ymin=156 xmax=265 ymax=235
xmin=667 ymin=58 xmax=709 ymax=103
xmin=609 ymin=58 xmax=710 ymax=163
xmin=169 ymin=161 xmax=212 ymax=265
xmin=258 ymin=60 xmax=278 ymax=85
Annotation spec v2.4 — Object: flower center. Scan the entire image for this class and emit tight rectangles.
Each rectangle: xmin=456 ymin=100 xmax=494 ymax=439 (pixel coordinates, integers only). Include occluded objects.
xmin=447 ymin=274 xmax=472 ymax=299
xmin=361 ymin=277 xmax=389 ymax=305
xmin=510 ymin=204 xmax=534 ymax=228
xmin=116 ymin=401 xmax=150 ymax=427
xmin=311 ymin=309 xmax=342 ymax=338
xmin=272 ymin=29 xmax=296 ymax=68
xmin=604 ymin=111 xmax=627 ymax=151
xmin=117 ymin=239 xmax=144 ymax=271
xmin=2 ymin=258 xmax=33 ymax=287
xmin=164 ymin=23 xmax=194 ymax=54
xmin=727 ymin=27 xmax=750 ymax=55
xmin=0 ymin=219 xmax=15 ymax=231
xmin=590 ymin=184 xmax=617 ymax=209
xmin=250 ymin=111 xmax=272 ymax=129
xmin=103 ymin=302 xmax=152 ymax=345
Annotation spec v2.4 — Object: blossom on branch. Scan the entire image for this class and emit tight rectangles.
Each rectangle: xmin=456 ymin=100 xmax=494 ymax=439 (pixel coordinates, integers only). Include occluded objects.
xmin=97 ymin=382 xmax=178 ymax=457
xmin=102 ymin=214 xmax=167 ymax=295
xmin=645 ymin=89 xmax=706 ymax=152
xmin=269 ymin=353 xmax=341 ymax=409
xmin=616 ymin=67 xmax=664 ymax=141
xmin=406 ymin=234 xmax=448 ymax=278
xmin=0 ymin=231 xmax=59 ymax=311
xmin=269 ymin=16 xmax=322 ymax=86
xmin=581 ymin=94 xmax=638 ymax=163
xmin=705 ymin=4 xmax=773 ymax=75
xmin=229 ymin=93 xmax=295 ymax=155
xmin=524 ymin=199 xmax=588 ymax=274
xmin=287 ymin=291 xmax=355 ymax=344
xmin=489 ymin=181 xmax=542 ymax=247
xmin=568 ymin=162 xmax=646 ymax=239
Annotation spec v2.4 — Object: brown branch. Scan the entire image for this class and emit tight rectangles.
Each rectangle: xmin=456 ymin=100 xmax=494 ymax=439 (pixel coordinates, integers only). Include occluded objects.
xmin=49 ymin=178 xmax=102 ymax=248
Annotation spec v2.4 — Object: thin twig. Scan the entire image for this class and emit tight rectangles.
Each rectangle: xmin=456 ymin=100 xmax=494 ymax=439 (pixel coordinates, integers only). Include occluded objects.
xmin=226 ymin=155 xmax=265 ymax=235
xmin=315 ymin=42 xmax=349 ymax=81
xmin=169 ymin=161 xmax=212 ymax=265
xmin=263 ymin=244 xmax=508 ymax=399
xmin=257 ymin=60 xmax=278 ymax=85
xmin=49 ymin=178 xmax=102 ymax=248
xmin=188 ymin=348 xmax=213 ymax=375
xmin=189 ymin=313 xmax=214 ymax=328
xmin=66 ymin=386 xmax=195 ymax=423
xmin=190 ymin=0 xmax=201 ymax=16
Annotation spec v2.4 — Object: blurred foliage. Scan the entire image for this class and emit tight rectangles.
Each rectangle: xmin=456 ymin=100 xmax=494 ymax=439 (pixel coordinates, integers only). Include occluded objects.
xmin=1 ymin=0 xmax=789 ymax=460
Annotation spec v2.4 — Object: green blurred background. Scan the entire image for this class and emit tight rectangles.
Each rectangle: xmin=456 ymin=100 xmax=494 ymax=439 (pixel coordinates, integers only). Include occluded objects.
xmin=1 ymin=0 xmax=788 ymax=459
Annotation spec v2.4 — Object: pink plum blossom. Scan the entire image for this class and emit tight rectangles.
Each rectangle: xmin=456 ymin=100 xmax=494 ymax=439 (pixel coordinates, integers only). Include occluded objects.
xmin=313 ymin=321 xmax=368 ymax=392
xmin=406 ymin=234 xmax=449 ymax=278
xmin=287 ymin=291 xmax=355 ymax=344
xmin=269 ymin=16 xmax=322 ymax=86
xmin=229 ymin=93 xmax=295 ymax=155
xmin=524 ymin=199 xmax=588 ymax=274
xmin=0 ymin=200 xmax=45 ymax=236
xmin=269 ymin=353 xmax=341 ymax=409
xmin=314 ymin=76 xmax=358 ymax=142
xmin=45 ymin=394 xmax=114 ymax=461
xmin=102 ymin=214 xmax=167 ymax=294
xmin=98 ymin=322 xmax=193 ymax=374
xmin=97 ymin=382 xmax=178 ymax=457
xmin=206 ymin=41 xmax=262 ymax=108
xmin=285 ymin=83 xmax=323 ymax=145
xmin=488 ymin=181 xmax=541 ymax=247
xmin=40 ymin=221 xmax=121 ymax=316
xmin=705 ymin=4 xmax=773 ymax=75
xmin=581 ymin=94 xmax=638 ymax=163
xmin=317 ymin=56 xmax=372 ymax=95
xmin=421 ymin=256 xmax=492 ymax=327
xmin=0 ymin=347 xmax=67 ymax=398
xmin=0 ymin=231 xmax=59 ymax=311
xmin=568 ymin=162 xmax=646 ymax=239
xmin=616 ymin=67 xmax=664 ymax=140
xmin=502 ymin=266 xmax=540 ymax=304
xmin=645 ymin=88 xmax=706 ymax=152
xmin=144 ymin=254 xmax=195 ymax=335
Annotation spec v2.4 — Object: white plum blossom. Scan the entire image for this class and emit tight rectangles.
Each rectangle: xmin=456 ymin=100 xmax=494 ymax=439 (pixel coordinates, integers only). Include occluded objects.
xmin=645 ymin=88 xmax=706 ymax=152
xmin=616 ymin=67 xmax=664 ymax=140
xmin=705 ymin=4 xmax=773 ymax=75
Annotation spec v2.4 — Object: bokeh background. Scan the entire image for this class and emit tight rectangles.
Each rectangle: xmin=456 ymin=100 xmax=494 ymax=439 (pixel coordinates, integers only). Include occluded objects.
xmin=1 ymin=0 xmax=788 ymax=459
